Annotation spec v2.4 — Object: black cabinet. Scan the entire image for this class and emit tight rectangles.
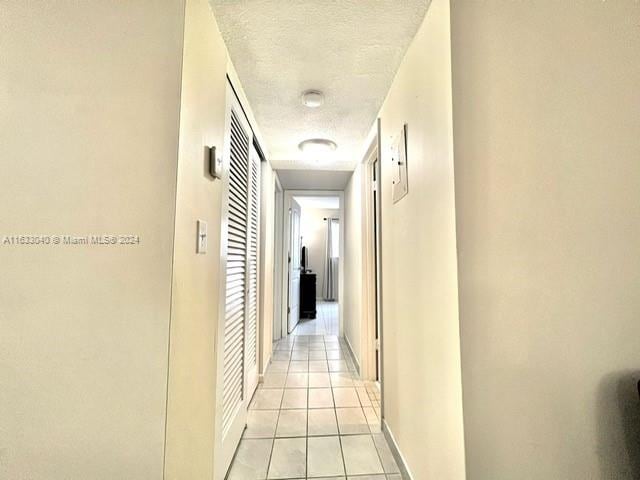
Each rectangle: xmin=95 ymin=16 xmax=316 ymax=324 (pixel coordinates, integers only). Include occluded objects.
xmin=300 ymin=272 xmax=317 ymax=319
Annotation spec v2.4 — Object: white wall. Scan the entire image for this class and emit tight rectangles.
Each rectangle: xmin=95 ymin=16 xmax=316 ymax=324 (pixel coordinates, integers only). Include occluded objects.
xmin=300 ymin=206 xmax=340 ymax=298
xmin=343 ymin=165 xmax=364 ymax=368
xmin=450 ymin=2 xmax=640 ymax=479
xmin=376 ymin=0 xmax=467 ymax=478
xmin=0 ymin=2 xmax=185 ymax=479
xmin=163 ymin=0 xmax=228 ymax=477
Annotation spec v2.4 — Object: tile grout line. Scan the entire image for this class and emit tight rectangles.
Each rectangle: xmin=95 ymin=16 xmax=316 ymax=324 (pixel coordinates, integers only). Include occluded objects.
xmin=332 ymin=374 xmax=349 ymax=479
xmin=305 ymin=358 xmax=309 ymax=480
xmin=263 ymin=342 xmax=290 ymax=479
xmin=344 ymin=340 xmax=388 ymax=478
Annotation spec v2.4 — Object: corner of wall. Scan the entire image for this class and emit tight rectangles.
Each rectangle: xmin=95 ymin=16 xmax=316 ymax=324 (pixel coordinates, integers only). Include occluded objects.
xmin=163 ymin=0 xmax=229 ymax=478
xmin=343 ymin=164 xmax=364 ymax=371
xmin=374 ymin=0 xmax=466 ymax=477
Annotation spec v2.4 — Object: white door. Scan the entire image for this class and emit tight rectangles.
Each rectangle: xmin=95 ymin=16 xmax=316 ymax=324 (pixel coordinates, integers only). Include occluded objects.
xmin=287 ymin=198 xmax=302 ymax=333
xmin=245 ymin=145 xmax=260 ymax=397
xmin=216 ymin=94 xmax=261 ymax=478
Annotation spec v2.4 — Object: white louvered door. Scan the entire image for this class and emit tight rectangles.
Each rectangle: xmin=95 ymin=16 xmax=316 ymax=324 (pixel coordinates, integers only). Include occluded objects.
xmin=217 ymin=90 xmax=262 ymax=479
xmin=245 ymin=145 xmax=260 ymax=397
xmin=221 ymin=107 xmax=249 ymax=448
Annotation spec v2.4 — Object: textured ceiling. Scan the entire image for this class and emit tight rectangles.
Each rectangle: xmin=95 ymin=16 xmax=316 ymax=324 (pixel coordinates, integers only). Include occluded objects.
xmin=211 ymin=0 xmax=430 ymax=170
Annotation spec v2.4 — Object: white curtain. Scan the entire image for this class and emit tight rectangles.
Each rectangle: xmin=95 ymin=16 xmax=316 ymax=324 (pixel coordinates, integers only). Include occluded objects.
xmin=323 ymin=218 xmax=339 ymax=301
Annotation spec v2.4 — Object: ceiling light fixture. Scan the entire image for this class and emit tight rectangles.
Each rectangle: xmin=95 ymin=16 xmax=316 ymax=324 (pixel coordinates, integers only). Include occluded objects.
xmin=298 ymin=138 xmax=337 ymax=154
xmin=301 ymin=90 xmax=325 ymax=108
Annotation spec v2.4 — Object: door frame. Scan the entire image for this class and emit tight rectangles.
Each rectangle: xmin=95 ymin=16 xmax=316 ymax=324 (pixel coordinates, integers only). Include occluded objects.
xmin=286 ymin=197 xmax=303 ymax=334
xmin=360 ymin=119 xmax=385 ymax=414
xmin=361 ymin=139 xmax=379 ymax=381
xmin=272 ymin=176 xmax=284 ymax=341
xmin=279 ymin=190 xmax=346 ymax=337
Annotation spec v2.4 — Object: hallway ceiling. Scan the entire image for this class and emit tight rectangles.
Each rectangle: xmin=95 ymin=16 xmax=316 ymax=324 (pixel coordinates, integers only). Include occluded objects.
xmin=277 ymin=169 xmax=352 ymax=190
xmin=210 ymin=0 xmax=430 ymax=170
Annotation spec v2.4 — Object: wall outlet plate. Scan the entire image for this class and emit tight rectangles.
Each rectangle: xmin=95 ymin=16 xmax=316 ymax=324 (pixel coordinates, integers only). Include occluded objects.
xmin=197 ymin=220 xmax=207 ymax=254
xmin=391 ymin=124 xmax=409 ymax=203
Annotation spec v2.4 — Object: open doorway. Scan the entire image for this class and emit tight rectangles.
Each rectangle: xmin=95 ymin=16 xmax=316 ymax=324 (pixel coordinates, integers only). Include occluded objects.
xmin=361 ymin=121 xmax=384 ymax=425
xmin=363 ymin=146 xmax=382 ymax=383
xmin=295 ymin=195 xmax=340 ymax=335
xmin=279 ymin=191 xmax=344 ymax=338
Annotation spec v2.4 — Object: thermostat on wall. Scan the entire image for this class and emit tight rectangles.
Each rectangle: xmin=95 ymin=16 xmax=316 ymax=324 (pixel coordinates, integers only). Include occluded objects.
xmin=208 ymin=146 xmax=222 ymax=179
xmin=391 ymin=124 xmax=409 ymax=203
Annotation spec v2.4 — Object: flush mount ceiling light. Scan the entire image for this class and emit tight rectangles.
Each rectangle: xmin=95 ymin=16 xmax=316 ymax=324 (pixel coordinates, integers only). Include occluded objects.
xmin=298 ymin=138 xmax=337 ymax=154
xmin=301 ymin=90 xmax=325 ymax=108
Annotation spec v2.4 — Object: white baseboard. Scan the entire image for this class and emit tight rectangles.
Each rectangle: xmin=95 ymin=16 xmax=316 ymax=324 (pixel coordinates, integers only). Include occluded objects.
xmin=343 ymin=335 xmax=361 ymax=376
xmin=382 ymin=419 xmax=414 ymax=480
xmin=259 ymin=353 xmax=272 ymax=383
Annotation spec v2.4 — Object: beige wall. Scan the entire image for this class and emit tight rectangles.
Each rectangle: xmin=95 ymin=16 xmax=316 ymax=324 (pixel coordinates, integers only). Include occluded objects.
xmin=344 ymin=165 xmax=364 ymax=368
xmin=377 ymin=0 xmax=467 ymax=477
xmin=163 ymin=0 xmax=228 ymax=478
xmin=259 ymin=161 xmax=277 ymax=373
xmin=0 ymin=1 xmax=185 ymax=479
xmin=450 ymin=2 xmax=640 ymax=479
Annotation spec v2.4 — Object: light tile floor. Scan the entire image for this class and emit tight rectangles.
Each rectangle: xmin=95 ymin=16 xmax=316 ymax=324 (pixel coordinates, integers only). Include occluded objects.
xmin=291 ymin=302 xmax=340 ymax=336
xmin=227 ymin=330 xmax=395 ymax=480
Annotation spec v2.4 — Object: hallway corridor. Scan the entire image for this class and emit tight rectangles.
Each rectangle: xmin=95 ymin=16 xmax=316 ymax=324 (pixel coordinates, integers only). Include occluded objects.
xmin=226 ymin=327 xmax=396 ymax=479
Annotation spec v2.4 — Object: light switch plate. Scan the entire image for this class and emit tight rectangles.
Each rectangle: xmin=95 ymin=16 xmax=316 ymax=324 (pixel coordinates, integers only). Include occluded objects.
xmin=197 ymin=220 xmax=207 ymax=254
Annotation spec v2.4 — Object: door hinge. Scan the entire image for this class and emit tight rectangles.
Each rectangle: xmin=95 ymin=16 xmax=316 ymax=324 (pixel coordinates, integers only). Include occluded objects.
xmin=375 ymin=339 xmax=381 ymax=351
xmin=287 ymin=307 xmax=291 ymax=314
xmin=372 ymin=179 xmax=378 ymax=192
